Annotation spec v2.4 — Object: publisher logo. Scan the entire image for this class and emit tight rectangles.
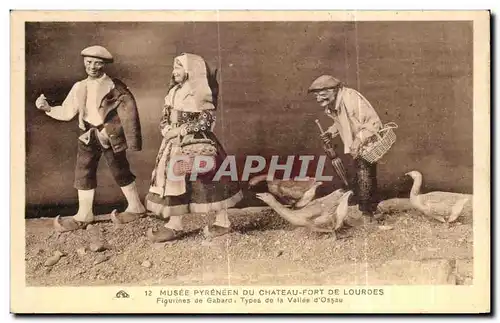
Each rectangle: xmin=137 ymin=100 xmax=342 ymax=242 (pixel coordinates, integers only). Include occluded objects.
xmin=115 ymin=290 xmax=130 ymax=298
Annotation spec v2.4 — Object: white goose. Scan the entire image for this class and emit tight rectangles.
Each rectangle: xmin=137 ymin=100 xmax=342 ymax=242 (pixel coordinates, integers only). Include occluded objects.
xmin=255 ymin=189 xmax=353 ymax=236
xmin=405 ymin=170 xmax=470 ymax=223
xmin=248 ymin=175 xmax=323 ymax=209
xmin=315 ymin=190 xmax=354 ymax=239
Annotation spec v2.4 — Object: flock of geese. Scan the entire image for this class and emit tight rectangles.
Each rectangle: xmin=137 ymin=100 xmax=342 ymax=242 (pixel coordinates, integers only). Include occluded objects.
xmin=250 ymin=170 xmax=471 ymax=239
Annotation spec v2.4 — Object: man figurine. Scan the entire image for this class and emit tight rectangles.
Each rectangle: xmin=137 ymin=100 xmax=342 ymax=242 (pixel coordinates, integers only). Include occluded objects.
xmin=35 ymin=45 xmax=146 ymax=232
xmin=308 ymin=75 xmax=383 ymax=221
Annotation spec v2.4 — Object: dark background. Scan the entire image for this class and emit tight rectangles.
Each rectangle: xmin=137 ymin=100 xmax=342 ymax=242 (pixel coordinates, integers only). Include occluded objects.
xmin=25 ymin=21 xmax=473 ymax=218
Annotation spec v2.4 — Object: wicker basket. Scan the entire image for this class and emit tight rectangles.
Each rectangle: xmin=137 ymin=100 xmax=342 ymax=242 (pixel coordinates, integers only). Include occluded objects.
xmin=358 ymin=122 xmax=398 ymax=163
xmin=179 ymin=133 xmax=218 ymax=158
xmin=177 ymin=132 xmax=218 ymax=175
xmin=173 ymin=156 xmax=215 ymax=176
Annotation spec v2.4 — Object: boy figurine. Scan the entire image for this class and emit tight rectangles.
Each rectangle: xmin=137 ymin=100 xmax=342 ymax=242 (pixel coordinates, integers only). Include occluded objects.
xmin=35 ymin=45 xmax=146 ymax=232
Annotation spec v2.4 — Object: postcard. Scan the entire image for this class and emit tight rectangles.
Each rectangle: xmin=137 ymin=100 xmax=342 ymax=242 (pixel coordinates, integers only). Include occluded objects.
xmin=10 ymin=10 xmax=490 ymax=314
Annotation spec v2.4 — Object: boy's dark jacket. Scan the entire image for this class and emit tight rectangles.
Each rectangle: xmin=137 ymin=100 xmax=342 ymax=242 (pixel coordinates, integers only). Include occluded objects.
xmin=91 ymin=78 xmax=142 ymax=152
xmin=46 ymin=76 xmax=143 ymax=153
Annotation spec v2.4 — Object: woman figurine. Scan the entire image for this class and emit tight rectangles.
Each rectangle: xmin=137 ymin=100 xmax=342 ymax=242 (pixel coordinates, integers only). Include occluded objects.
xmin=144 ymin=53 xmax=243 ymax=242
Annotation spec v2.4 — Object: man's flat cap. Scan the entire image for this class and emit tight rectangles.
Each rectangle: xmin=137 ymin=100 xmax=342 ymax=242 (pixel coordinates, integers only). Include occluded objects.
xmin=81 ymin=45 xmax=113 ymax=63
xmin=308 ymin=75 xmax=341 ymax=92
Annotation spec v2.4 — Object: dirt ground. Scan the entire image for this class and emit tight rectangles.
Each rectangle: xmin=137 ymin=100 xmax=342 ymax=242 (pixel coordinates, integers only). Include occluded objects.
xmin=25 ymin=198 xmax=473 ymax=286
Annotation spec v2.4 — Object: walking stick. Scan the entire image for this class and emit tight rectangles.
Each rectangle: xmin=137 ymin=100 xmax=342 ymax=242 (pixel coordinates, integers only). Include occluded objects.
xmin=315 ymin=119 xmax=350 ymax=188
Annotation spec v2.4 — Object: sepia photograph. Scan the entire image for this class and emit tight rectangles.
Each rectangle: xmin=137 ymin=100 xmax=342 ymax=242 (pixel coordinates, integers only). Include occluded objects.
xmin=10 ymin=10 xmax=490 ymax=313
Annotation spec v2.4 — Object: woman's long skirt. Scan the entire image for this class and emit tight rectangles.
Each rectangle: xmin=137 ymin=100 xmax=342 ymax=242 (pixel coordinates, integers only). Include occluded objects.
xmin=145 ymin=131 xmax=243 ymax=218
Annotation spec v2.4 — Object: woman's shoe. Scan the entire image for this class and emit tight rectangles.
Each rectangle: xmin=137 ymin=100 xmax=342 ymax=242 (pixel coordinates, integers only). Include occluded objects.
xmin=203 ymin=224 xmax=231 ymax=239
xmin=146 ymin=227 xmax=182 ymax=243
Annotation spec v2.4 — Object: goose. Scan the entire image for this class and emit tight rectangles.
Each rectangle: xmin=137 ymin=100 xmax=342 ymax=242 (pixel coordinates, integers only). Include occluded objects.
xmin=249 ymin=174 xmax=323 ymax=209
xmin=255 ymin=189 xmax=352 ymax=235
xmin=313 ymin=191 xmax=354 ymax=238
xmin=376 ymin=197 xmax=414 ymax=214
xmin=313 ymin=187 xmax=347 ymax=205
xmin=405 ymin=170 xmax=470 ymax=223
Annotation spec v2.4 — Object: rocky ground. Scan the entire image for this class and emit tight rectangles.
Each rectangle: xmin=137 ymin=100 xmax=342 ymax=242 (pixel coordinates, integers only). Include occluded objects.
xmin=25 ymin=198 xmax=473 ymax=286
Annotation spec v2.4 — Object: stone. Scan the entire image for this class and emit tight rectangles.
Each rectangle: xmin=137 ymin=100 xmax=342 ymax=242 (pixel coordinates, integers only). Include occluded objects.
xmin=44 ymin=255 xmax=61 ymax=267
xmin=141 ymin=260 xmax=152 ymax=268
xmin=44 ymin=251 xmax=64 ymax=267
